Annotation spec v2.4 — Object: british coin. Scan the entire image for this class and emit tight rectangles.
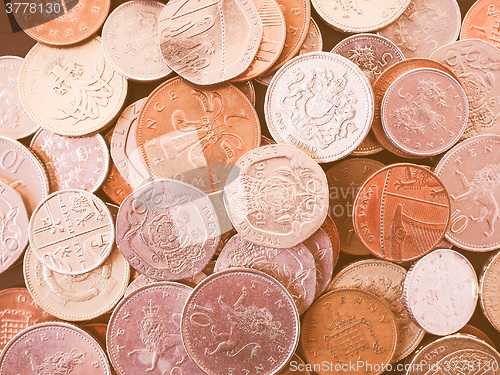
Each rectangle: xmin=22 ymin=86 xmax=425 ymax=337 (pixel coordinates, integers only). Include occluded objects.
xmin=101 ymin=129 xmax=133 ymax=206
xmin=328 ymin=259 xmax=425 ymax=363
xmin=233 ymin=81 xmax=256 ymax=106
xmin=214 ymin=234 xmax=317 ymax=314
xmin=13 ymin=0 xmax=110 ymax=46
xmin=406 ymin=334 xmax=500 ymax=375
xmin=111 ymin=98 xmax=152 ymax=189
xmin=223 ymin=144 xmax=329 ymax=248
xmin=278 ymin=354 xmax=311 ymax=374
xmin=182 ymin=268 xmax=300 ymax=375
xmin=434 ymin=135 xmax=500 ymax=251
xmin=137 ymin=77 xmax=261 ymax=194
xmin=24 ymin=243 xmax=129 ymax=321
xmin=265 ymin=52 xmax=374 ymax=163
xmin=19 ymin=37 xmax=127 ymax=136
xmin=353 ymin=163 xmax=450 ymax=262
xmin=0 ymin=322 xmax=112 ymax=375
xmin=311 ymin=0 xmax=410 ymax=33
xmin=158 ymin=0 xmax=263 ymax=85
xmin=480 ymin=250 xmax=500 ymax=332
xmin=326 ymin=158 xmax=385 ymax=256
xmin=302 ymin=228 xmax=334 ymax=298
xmin=0 ymin=181 xmax=29 ymax=274
xmin=0 ymin=56 xmax=39 ymax=139
xmin=0 ymin=136 xmax=49 ymax=215
xmin=462 ymin=0 xmax=500 ymax=49
xmin=301 ymin=288 xmax=398 ymax=375
xmin=0 ymin=287 xmax=54 ymax=351
xmin=30 ymin=129 xmax=109 ymax=192
xmin=404 ymin=249 xmax=478 ymax=336
xmin=378 ymin=0 xmax=461 ymax=58
xmin=381 ymin=68 xmax=468 ymax=156
xmin=102 ymin=1 xmax=171 ymax=82
xmin=107 ymin=282 xmax=204 ymax=375
xmin=115 ymin=179 xmax=220 ymax=280
xmin=459 ymin=324 xmax=497 ymax=349
xmin=29 ymin=189 xmax=114 ymax=275
xmin=232 ymin=0 xmax=286 ymax=82
xmin=430 ymin=39 xmax=500 ymax=139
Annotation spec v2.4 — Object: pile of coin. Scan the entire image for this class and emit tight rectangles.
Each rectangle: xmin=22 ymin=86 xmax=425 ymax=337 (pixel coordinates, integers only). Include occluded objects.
xmin=1 ymin=0 xmax=500 ymax=373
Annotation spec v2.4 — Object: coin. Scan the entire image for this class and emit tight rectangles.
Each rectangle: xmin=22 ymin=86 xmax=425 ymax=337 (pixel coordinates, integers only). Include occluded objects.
xmin=0 ymin=322 xmax=112 ymax=374
xmin=430 ymin=39 xmax=500 ymax=139
xmin=480 ymin=250 xmax=500 ymax=332
xmin=19 ymin=37 xmax=128 ymax=136
xmin=29 ymin=189 xmax=114 ymax=275
xmin=223 ymin=144 xmax=329 ymax=248
xmin=434 ymin=135 xmax=500 ymax=251
xmin=320 ymin=214 xmax=340 ymax=270
xmin=0 ymin=136 xmax=49 ymax=215
xmin=115 ymin=179 xmax=220 ymax=281
xmin=182 ymin=268 xmax=300 ymax=375
xmin=30 ymin=129 xmax=109 ymax=192
xmin=378 ymin=0 xmax=461 ymax=58
xmin=107 ymin=282 xmax=204 ymax=375
xmin=232 ymin=0 xmax=286 ymax=82
xmin=311 ymin=0 xmax=410 ymax=33
xmin=102 ymin=1 xmax=172 ymax=82
xmin=328 ymin=259 xmax=425 ymax=363
xmin=381 ymin=68 xmax=468 ymax=156
xmin=326 ymin=158 xmax=385 ymax=256
xmin=0 ymin=56 xmax=39 ymax=139
xmin=0 ymin=287 xmax=54 ymax=351
xmin=404 ymin=249 xmax=478 ymax=336
xmin=301 ymin=288 xmax=398 ymax=375
xmin=13 ymin=0 xmax=110 ymax=46
xmin=158 ymin=0 xmax=263 ymax=85
xmin=462 ymin=0 xmax=500 ymax=49
xmin=302 ymin=228 xmax=334 ymax=298
xmin=353 ymin=163 xmax=450 ymax=262
xmin=459 ymin=324 xmax=497 ymax=349
xmin=137 ymin=77 xmax=261 ymax=194
xmin=265 ymin=52 xmax=374 ymax=163
xmin=111 ymin=98 xmax=152 ymax=189
xmin=214 ymin=234 xmax=317 ymax=315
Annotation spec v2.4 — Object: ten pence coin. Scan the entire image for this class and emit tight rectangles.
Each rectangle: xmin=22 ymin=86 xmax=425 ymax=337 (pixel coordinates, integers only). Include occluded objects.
xmin=0 ymin=56 xmax=39 ymax=139
xmin=353 ymin=163 xmax=450 ymax=262
xmin=301 ymin=288 xmax=398 ymax=375
xmin=182 ymin=268 xmax=300 ymax=375
xmin=265 ymin=52 xmax=374 ymax=163
xmin=0 ymin=322 xmax=112 ymax=375
xmin=115 ymin=179 xmax=220 ymax=281
xmin=480 ymin=250 xmax=500 ymax=332
xmin=223 ymin=144 xmax=329 ymax=248
xmin=19 ymin=37 xmax=127 ymax=136
xmin=158 ymin=0 xmax=263 ymax=85
xmin=137 ymin=77 xmax=260 ymax=194
xmin=433 ymin=135 xmax=500 ymax=251
xmin=462 ymin=0 xmax=500 ymax=49
xmin=29 ymin=190 xmax=115 ymax=275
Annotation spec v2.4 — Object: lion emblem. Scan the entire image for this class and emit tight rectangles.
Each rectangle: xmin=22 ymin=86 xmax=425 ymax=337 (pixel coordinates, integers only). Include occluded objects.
xmin=26 ymin=350 xmax=85 ymax=375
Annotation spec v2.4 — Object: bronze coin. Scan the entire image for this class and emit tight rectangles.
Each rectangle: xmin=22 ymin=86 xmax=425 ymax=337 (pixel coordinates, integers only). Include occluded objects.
xmin=353 ymin=163 xmax=450 ymax=262
xmin=137 ymin=77 xmax=261 ymax=194
xmin=320 ymin=214 xmax=340 ymax=270
xmin=462 ymin=0 xmax=500 ymax=49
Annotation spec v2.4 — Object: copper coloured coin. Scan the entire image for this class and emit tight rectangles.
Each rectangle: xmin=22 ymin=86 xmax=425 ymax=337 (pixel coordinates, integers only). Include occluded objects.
xmin=381 ymin=68 xmax=468 ymax=156
xmin=158 ymin=0 xmax=263 ymax=85
xmin=233 ymin=81 xmax=256 ymax=106
xmin=223 ymin=144 xmax=329 ymax=248
xmin=31 ymin=129 xmax=109 ymax=192
xmin=13 ymin=0 xmax=110 ymax=46
xmin=353 ymin=163 xmax=450 ymax=262
xmin=107 ymin=282 xmax=204 ymax=375
xmin=434 ymin=135 xmax=500 ymax=251
xmin=182 ymin=268 xmax=300 ymax=375
xmin=320 ymin=214 xmax=340 ymax=269
xmin=29 ymin=190 xmax=114 ymax=275
xmin=115 ymin=179 xmax=220 ymax=281
xmin=137 ymin=77 xmax=260 ymax=194
xmin=0 ymin=322 xmax=112 ymax=375
xmin=462 ymin=0 xmax=500 ymax=49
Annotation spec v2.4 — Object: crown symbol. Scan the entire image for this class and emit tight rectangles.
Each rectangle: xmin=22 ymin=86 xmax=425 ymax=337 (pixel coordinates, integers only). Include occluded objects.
xmin=143 ymin=300 xmax=160 ymax=316
xmin=329 ymin=312 xmax=357 ymax=332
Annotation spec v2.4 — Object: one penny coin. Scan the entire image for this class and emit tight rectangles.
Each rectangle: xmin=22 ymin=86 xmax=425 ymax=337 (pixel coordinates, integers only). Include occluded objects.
xmin=223 ymin=144 xmax=329 ymax=248
xmin=480 ymin=250 xmax=500 ymax=332
xmin=137 ymin=77 xmax=261 ymax=194
xmin=353 ymin=163 xmax=450 ymax=262
xmin=115 ymin=179 xmax=220 ymax=281
xmin=29 ymin=190 xmax=114 ymax=275
xmin=462 ymin=0 xmax=500 ymax=49
xmin=182 ymin=268 xmax=300 ymax=375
